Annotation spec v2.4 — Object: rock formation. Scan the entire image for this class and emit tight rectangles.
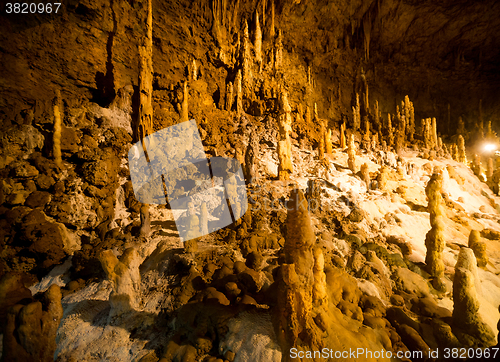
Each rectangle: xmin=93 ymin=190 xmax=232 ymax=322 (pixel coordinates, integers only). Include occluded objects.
xmin=52 ymin=90 xmax=62 ymax=168
xmin=277 ymin=89 xmax=293 ymax=180
xmin=3 ymin=284 xmax=63 ymax=362
xmin=424 ymin=171 xmax=446 ymax=289
xmin=347 ymin=132 xmax=356 ymax=173
xmin=468 ymin=230 xmax=488 ymax=268
xmin=99 ymin=248 xmax=141 ymax=317
xmin=458 ymin=135 xmax=467 ymax=164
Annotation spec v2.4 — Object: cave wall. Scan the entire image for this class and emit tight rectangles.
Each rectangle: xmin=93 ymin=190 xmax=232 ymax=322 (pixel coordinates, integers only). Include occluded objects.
xmin=1 ymin=0 xmax=499 ymax=139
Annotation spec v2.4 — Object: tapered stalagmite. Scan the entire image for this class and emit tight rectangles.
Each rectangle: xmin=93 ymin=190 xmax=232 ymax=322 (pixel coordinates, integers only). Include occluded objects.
xmin=425 ymin=171 xmax=445 ymax=286
xmin=468 ymin=230 xmax=488 ymax=268
xmin=431 ymin=117 xmax=438 ymax=150
xmin=191 ymin=59 xmax=198 ymax=81
xmin=347 ymin=132 xmax=356 ymax=172
xmin=340 ymin=120 xmax=346 ymax=149
xmin=404 ymin=95 xmax=415 ymax=142
xmin=471 ymin=154 xmax=481 ymax=178
xmin=487 ymin=157 xmax=494 ymax=182
xmin=277 ymin=90 xmax=293 ymax=180
xmin=52 ymin=90 xmax=62 ymax=168
xmin=139 ymin=204 xmax=151 ymax=237
xmin=182 ymin=81 xmax=189 ymax=122
xmin=387 ymin=114 xmax=394 ymax=148
xmin=277 ymin=190 xmax=316 ymax=352
xmin=458 ymin=135 xmax=467 ymax=164
xmin=325 ymin=128 xmax=332 ymax=154
xmin=453 ymin=247 xmax=494 ymax=343
xmin=451 ymin=144 xmax=459 ymax=161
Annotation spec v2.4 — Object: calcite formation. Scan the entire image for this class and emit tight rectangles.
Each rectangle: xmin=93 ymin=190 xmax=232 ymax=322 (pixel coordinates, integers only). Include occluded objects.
xmin=276 ymin=190 xmax=317 ymax=352
xmin=99 ymin=248 xmax=141 ymax=316
xmin=52 ymin=90 xmax=62 ymax=168
xmin=458 ymin=135 xmax=467 ymax=164
xmin=424 ymin=171 xmax=446 ymax=287
xmin=277 ymin=90 xmax=293 ymax=180
xmin=347 ymin=132 xmax=356 ymax=173
xmin=468 ymin=230 xmax=488 ymax=268
xmin=3 ymin=284 xmax=63 ymax=362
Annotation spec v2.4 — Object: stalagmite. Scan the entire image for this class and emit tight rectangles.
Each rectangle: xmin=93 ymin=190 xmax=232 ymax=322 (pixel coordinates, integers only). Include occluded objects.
xmin=184 ymin=201 xmax=200 ymax=252
xmin=182 ymin=81 xmax=189 ymax=122
xmin=457 ymin=135 xmax=467 ymax=164
xmin=99 ymin=248 xmax=141 ymax=316
xmin=277 ymin=89 xmax=293 ymax=180
xmin=487 ymin=157 xmax=494 ymax=182
xmin=468 ymin=230 xmax=488 ymax=268
xmin=431 ymin=117 xmax=438 ymax=150
xmin=387 ymin=113 xmax=394 ymax=148
xmin=471 ymin=154 xmax=481 ymax=178
xmin=254 ymin=11 xmax=262 ymax=64
xmin=451 ymin=144 xmax=459 ymax=161
xmin=374 ymin=100 xmax=381 ymax=138
xmin=453 ymin=248 xmax=494 ymax=344
xmin=424 ymin=171 xmax=446 ymax=289
xmin=235 ymin=69 xmax=243 ymax=115
xmin=404 ymin=95 xmax=415 ymax=142
xmin=225 ymin=82 xmax=234 ymax=111
xmin=325 ymin=128 xmax=332 ymax=154
xmin=312 ymin=247 xmax=328 ymax=307
xmin=347 ymin=132 xmax=356 ymax=173
xmin=139 ymin=204 xmax=151 ymax=237
xmin=340 ymin=120 xmax=346 ymax=149
xmin=277 ymin=190 xmax=317 ymax=352
xmin=352 ymin=93 xmax=360 ymax=131
xmin=52 ymin=90 xmax=62 ymax=168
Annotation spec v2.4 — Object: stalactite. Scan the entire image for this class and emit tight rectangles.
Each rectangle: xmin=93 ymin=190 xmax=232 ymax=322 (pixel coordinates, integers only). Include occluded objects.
xmin=242 ymin=20 xmax=252 ymax=97
xmin=182 ymin=81 xmax=189 ymax=122
xmin=254 ymin=11 xmax=262 ymax=64
xmin=404 ymin=95 xmax=415 ymax=142
xmin=363 ymin=15 xmax=371 ymax=61
xmin=360 ymin=68 xmax=369 ymax=115
xmin=52 ymin=90 xmax=62 ymax=168
xmin=270 ymin=0 xmax=275 ymax=40
xmin=138 ymin=0 xmax=154 ymax=143
xmin=275 ymin=29 xmax=283 ymax=71
xmin=211 ymin=0 xmax=222 ymax=46
xmin=225 ymin=82 xmax=234 ymax=111
xmin=278 ymin=89 xmax=293 ymax=180
xmin=235 ymin=69 xmax=243 ymax=115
